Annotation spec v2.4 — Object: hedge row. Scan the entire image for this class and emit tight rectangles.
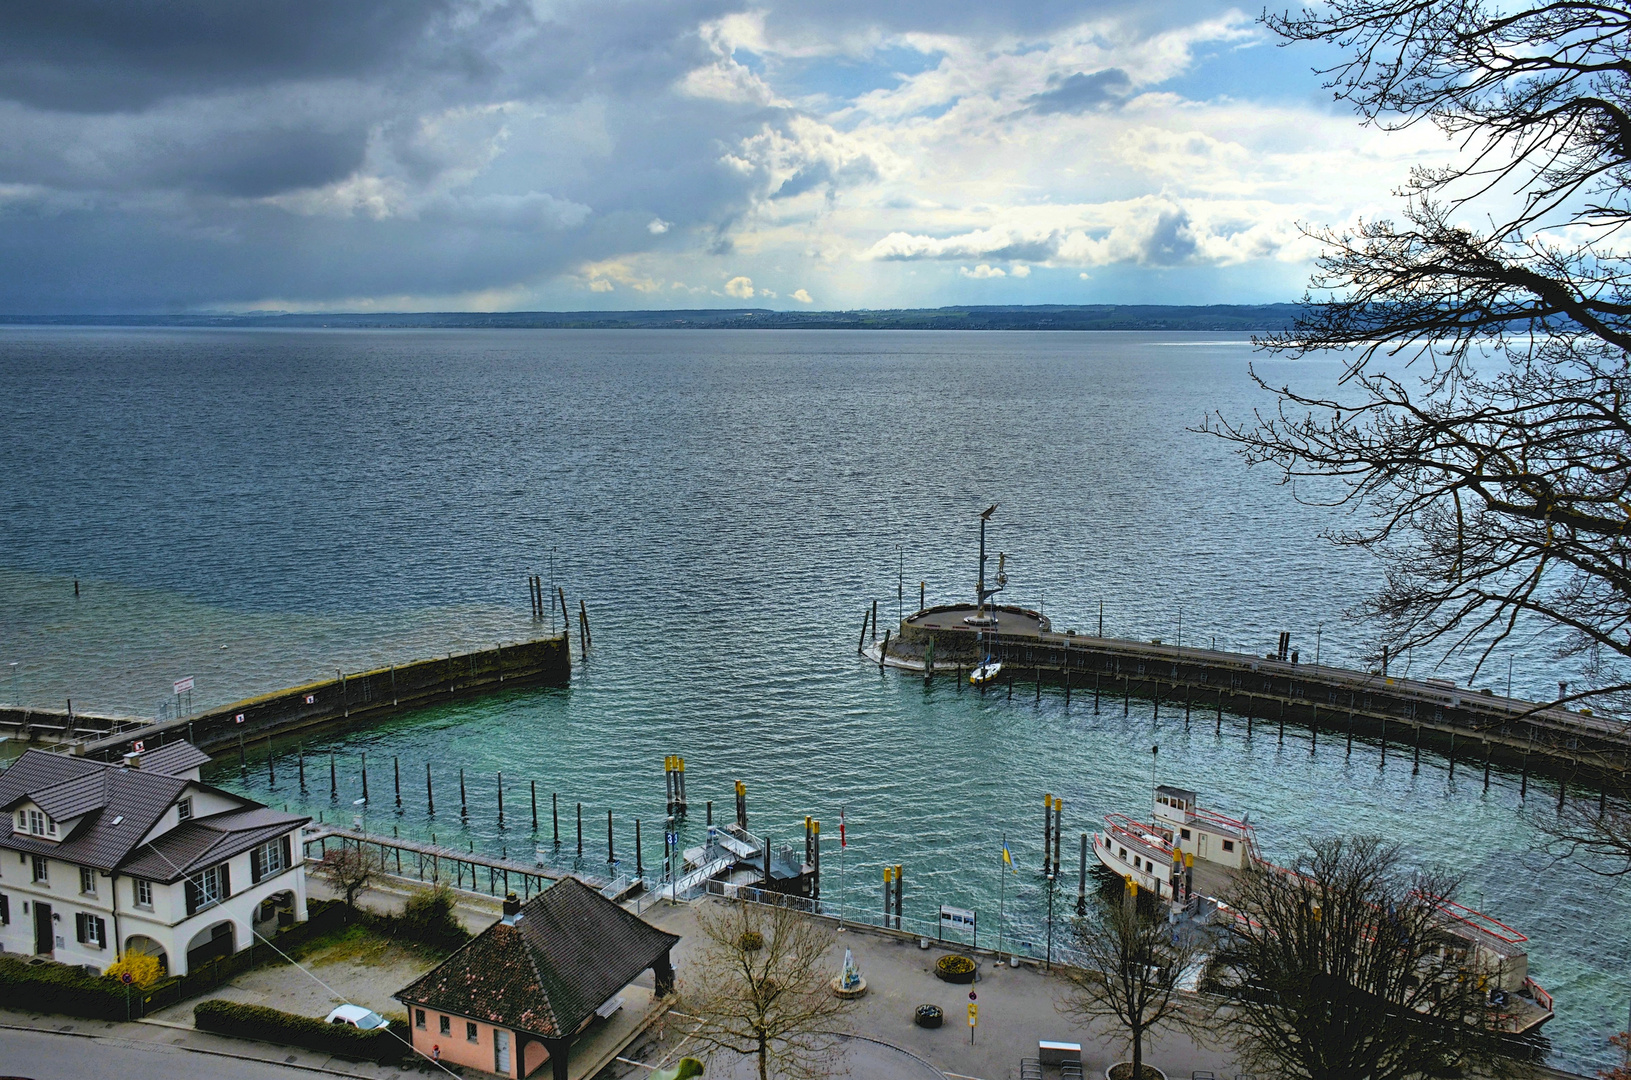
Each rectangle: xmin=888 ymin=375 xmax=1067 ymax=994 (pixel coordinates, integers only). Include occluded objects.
xmin=0 ymin=955 xmax=130 ymax=1019
xmin=194 ymin=999 xmax=410 ymax=1062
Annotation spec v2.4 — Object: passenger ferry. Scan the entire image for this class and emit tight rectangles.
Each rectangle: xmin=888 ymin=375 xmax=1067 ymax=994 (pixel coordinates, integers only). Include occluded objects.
xmin=1094 ymin=785 xmax=1554 ymax=1034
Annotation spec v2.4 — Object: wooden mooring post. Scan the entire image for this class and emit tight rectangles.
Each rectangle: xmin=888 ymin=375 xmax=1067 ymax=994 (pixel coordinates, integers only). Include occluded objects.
xmin=531 ymin=780 xmax=538 ymax=831
xmin=394 ymin=757 xmax=401 ymax=807
xmin=460 ymin=768 xmax=467 ymax=817
xmin=497 ymin=772 xmax=505 ymax=826
xmin=426 ymin=763 xmax=434 ymax=814
xmin=576 ymin=801 xmax=583 ymax=858
xmin=553 ymin=793 xmax=560 ymax=847
xmin=329 ymin=752 xmax=337 ymax=798
xmin=298 ymin=745 xmax=306 ymax=791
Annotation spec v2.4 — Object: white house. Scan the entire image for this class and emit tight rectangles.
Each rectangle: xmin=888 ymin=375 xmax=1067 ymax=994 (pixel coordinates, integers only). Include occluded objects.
xmin=0 ymin=740 xmax=309 ymax=976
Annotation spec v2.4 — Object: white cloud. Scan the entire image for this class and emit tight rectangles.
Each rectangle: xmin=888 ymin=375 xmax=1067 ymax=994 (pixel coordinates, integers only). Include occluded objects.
xmin=724 ymin=275 xmax=755 ymax=298
xmin=1010 ymin=264 xmax=1031 ymax=277
xmin=960 ymin=264 xmax=1006 ymax=278
xmin=648 ymin=217 xmax=671 ymax=234
xmin=792 ymin=288 xmax=813 ymax=303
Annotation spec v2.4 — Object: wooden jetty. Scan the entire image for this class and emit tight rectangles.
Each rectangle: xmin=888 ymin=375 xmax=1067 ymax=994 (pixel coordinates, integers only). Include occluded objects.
xmin=45 ymin=636 xmax=571 ymax=762
xmin=874 ymin=603 xmax=1631 ymax=786
xmin=301 ymin=823 xmax=641 ymax=902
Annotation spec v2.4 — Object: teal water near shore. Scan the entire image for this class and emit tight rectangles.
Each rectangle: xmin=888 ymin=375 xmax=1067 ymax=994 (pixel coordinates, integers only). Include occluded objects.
xmin=1 ymin=327 xmax=1624 ymax=1071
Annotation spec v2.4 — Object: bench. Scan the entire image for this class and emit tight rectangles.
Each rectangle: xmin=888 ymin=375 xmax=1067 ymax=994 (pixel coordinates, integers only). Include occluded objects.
xmin=1039 ymin=1040 xmax=1083 ymax=1066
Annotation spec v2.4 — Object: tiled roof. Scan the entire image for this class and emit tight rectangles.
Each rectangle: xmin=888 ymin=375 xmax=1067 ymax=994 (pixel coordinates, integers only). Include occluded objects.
xmin=137 ymin=742 xmax=211 ymax=776
xmin=0 ymin=742 xmax=279 ymax=873
xmin=119 ymin=806 xmax=309 ymax=882
xmin=396 ymin=878 xmax=679 ymax=1039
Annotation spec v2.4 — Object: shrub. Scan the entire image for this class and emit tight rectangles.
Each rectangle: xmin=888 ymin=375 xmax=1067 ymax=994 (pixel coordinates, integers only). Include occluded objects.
xmin=194 ymin=999 xmax=409 ymax=1063
xmin=0 ymin=956 xmax=128 ymax=1019
xmin=394 ymin=883 xmax=469 ymax=950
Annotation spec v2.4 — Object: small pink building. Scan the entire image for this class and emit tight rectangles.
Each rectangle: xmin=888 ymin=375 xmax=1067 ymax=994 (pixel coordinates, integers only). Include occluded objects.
xmin=396 ymin=880 xmax=677 ymax=1079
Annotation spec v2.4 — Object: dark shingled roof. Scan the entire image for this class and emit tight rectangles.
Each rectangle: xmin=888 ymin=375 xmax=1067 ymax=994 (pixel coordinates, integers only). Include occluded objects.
xmin=0 ymin=742 xmax=302 ymax=873
xmin=119 ymin=806 xmax=307 ymax=882
xmin=136 ymin=742 xmax=212 ymax=777
xmin=396 ymin=878 xmax=679 ymax=1039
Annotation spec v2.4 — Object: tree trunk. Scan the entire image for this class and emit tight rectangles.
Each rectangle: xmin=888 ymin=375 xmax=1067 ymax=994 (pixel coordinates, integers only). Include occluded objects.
xmin=1131 ymin=1019 xmax=1142 ymax=1079
xmin=758 ymin=1038 xmax=768 ymax=1080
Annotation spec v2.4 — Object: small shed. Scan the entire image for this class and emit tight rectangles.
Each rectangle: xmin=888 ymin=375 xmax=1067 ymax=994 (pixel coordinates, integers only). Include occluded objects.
xmin=396 ymin=878 xmax=679 ymax=1079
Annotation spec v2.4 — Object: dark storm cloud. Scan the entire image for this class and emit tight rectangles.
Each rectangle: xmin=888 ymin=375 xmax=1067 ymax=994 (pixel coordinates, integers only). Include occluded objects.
xmin=1022 ymin=68 xmax=1134 ymax=114
xmin=0 ymin=0 xmax=459 ymax=112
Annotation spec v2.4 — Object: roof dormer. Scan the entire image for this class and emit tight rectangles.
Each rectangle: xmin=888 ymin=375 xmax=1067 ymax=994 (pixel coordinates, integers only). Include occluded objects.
xmin=14 ymin=802 xmax=62 ymax=842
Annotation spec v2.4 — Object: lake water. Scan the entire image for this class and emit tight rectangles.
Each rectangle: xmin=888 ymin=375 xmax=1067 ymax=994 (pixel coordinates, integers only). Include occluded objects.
xmin=1 ymin=327 xmax=1624 ymax=1071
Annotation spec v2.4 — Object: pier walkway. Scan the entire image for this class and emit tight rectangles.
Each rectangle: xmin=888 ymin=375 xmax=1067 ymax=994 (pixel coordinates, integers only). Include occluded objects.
xmin=300 ymin=823 xmax=642 ymax=902
xmin=874 ymin=604 xmax=1631 ymax=785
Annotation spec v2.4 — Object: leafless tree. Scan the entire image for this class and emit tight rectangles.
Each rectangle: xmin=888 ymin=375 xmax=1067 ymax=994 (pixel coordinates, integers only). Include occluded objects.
xmin=683 ymin=899 xmax=850 ymax=1080
xmin=1536 ymin=792 xmax=1631 ymax=875
xmin=315 ymin=842 xmax=381 ymax=910
xmin=1206 ymin=0 xmax=1631 ymax=711
xmin=1059 ymin=880 xmax=1204 ymax=1080
xmin=1208 ymin=836 xmax=1512 ymax=1080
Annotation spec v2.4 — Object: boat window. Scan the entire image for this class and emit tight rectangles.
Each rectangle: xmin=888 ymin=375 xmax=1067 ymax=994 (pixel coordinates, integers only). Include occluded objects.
xmin=1180 ymin=828 xmax=1191 ymax=840
xmin=1118 ymin=847 xmax=1127 ymax=860
xmin=1222 ymin=840 xmax=1235 ymax=853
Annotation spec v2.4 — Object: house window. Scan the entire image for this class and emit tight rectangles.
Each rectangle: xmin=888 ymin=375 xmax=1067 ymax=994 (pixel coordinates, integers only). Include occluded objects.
xmin=31 ymin=856 xmax=48 ymax=883
xmin=186 ymin=863 xmax=229 ymax=915
xmin=250 ymin=838 xmax=288 ymax=882
xmin=415 ymin=1009 xmax=426 ymax=1030
xmin=134 ymin=878 xmax=153 ymax=908
xmin=24 ymin=809 xmax=47 ymax=836
xmin=75 ymin=912 xmax=107 ymax=949
xmin=1222 ymin=840 xmax=1236 ymax=853
xmin=438 ymin=1015 xmax=451 ymax=1036
xmin=466 ymin=1021 xmax=479 ymax=1043
xmin=79 ymin=867 xmax=96 ymax=895
xmin=176 ymin=798 xmax=193 ymax=822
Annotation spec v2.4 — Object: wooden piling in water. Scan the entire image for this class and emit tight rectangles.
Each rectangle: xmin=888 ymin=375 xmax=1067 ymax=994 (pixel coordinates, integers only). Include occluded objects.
xmin=871 ymin=599 xmax=878 ymax=641
xmin=426 ymin=763 xmax=434 ymax=814
xmin=497 ymin=772 xmax=505 ymax=826
xmin=330 ymin=752 xmax=337 ymax=797
xmin=858 ymin=611 xmax=870 ymax=654
xmin=553 ymin=793 xmax=560 ymax=847
xmin=607 ymin=809 xmax=614 ymax=866
xmin=361 ymin=754 xmax=369 ymax=803
xmin=267 ymin=739 xmax=275 ymax=785
xmin=298 ymin=745 xmax=306 ymax=791
xmin=531 ymin=780 xmax=538 ymax=831
xmin=880 ymin=629 xmax=891 ymax=671
xmin=580 ymin=599 xmax=591 ymax=648
xmin=576 ymin=801 xmax=583 ymax=858
xmin=394 ymin=757 xmax=401 ymax=807
xmin=460 ymin=768 xmax=467 ymax=817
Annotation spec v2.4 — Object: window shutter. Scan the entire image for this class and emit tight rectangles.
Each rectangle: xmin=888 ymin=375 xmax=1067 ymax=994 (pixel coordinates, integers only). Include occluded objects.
xmin=280 ymin=835 xmax=292 ymax=871
xmin=0 ymin=893 xmax=8 ymax=925
xmin=95 ymin=916 xmax=107 ymax=948
xmin=250 ymin=847 xmax=263 ymax=885
xmin=75 ymin=912 xmax=87 ymax=944
xmin=184 ymin=877 xmax=199 ymax=916
xmin=218 ymin=862 xmax=230 ymax=898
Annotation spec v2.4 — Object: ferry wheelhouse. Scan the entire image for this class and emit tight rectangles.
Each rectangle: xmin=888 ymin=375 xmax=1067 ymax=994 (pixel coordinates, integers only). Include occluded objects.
xmin=1095 ymin=784 xmax=1555 ymax=1035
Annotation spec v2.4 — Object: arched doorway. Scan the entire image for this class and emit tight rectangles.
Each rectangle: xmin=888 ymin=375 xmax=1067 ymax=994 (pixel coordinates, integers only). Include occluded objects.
xmin=254 ymin=890 xmax=296 ymax=940
xmin=124 ymin=935 xmax=169 ymax=975
xmin=185 ymin=920 xmax=234 ymax=972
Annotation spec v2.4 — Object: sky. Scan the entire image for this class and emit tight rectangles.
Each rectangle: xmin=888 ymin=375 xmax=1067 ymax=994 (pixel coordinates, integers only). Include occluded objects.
xmin=0 ymin=0 xmax=1459 ymax=314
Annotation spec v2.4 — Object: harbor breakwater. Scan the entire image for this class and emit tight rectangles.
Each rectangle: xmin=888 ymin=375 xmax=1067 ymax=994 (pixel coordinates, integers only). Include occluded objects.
xmin=3 ymin=636 xmax=570 ymax=761
xmin=880 ymin=605 xmax=1631 ymax=788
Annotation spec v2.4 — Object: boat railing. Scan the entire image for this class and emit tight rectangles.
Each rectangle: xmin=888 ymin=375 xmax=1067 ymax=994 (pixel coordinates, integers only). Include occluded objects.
xmin=1522 ymin=976 xmax=1553 ymax=1013
xmin=1422 ymin=893 xmax=1529 ymax=945
xmin=1103 ymin=814 xmax=1174 ymax=860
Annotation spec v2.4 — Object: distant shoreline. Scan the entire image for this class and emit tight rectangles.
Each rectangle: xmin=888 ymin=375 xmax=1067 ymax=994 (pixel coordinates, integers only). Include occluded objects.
xmin=0 ymin=303 xmax=1302 ymax=333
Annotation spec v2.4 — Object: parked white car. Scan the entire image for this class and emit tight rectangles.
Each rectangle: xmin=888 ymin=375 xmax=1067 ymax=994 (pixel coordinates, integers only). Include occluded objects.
xmin=324 ymin=1004 xmax=388 ymax=1030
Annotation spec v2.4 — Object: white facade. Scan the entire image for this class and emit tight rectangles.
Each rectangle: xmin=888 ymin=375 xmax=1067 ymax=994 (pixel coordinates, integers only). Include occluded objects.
xmin=0 ymin=827 xmax=307 ymax=975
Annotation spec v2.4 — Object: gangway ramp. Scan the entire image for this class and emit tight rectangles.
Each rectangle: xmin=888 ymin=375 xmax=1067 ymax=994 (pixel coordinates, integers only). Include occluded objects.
xmin=659 ymin=855 xmax=733 ymax=901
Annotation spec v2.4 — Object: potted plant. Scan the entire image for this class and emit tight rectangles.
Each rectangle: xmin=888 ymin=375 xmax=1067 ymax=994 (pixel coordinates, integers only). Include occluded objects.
xmin=934 ymin=954 xmax=976 ymax=984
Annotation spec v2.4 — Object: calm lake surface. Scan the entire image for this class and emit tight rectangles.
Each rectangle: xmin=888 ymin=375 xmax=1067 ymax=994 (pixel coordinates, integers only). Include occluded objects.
xmin=1 ymin=327 xmax=1624 ymax=1071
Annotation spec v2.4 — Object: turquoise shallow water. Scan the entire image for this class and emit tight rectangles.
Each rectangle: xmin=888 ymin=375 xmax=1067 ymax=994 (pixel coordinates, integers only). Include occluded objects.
xmin=0 ymin=327 xmax=1625 ymax=1071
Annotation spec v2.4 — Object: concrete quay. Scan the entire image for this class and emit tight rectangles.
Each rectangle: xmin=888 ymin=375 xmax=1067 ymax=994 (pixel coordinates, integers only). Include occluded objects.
xmin=871 ymin=604 xmax=1631 ymax=787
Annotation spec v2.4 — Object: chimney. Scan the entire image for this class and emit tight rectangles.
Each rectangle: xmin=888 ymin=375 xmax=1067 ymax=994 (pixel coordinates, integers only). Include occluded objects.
xmin=121 ymin=752 xmax=141 ymax=769
xmin=501 ymin=891 xmax=522 ymax=925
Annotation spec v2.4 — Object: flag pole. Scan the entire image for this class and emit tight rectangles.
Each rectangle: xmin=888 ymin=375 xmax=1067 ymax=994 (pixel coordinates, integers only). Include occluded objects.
xmin=999 ymin=830 xmax=1006 ymax=960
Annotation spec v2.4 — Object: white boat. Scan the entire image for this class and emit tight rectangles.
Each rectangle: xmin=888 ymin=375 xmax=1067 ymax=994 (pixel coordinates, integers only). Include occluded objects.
xmin=1095 ymin=784 xmax=1554 ymax=1034
xmin=969 ymin=661 xmax=1003 ymax=685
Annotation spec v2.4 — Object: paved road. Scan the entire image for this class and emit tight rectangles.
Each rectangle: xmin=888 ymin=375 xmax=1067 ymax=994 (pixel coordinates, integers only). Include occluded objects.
xmin=0 ymin=1026 xmax=390 ymax=1080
